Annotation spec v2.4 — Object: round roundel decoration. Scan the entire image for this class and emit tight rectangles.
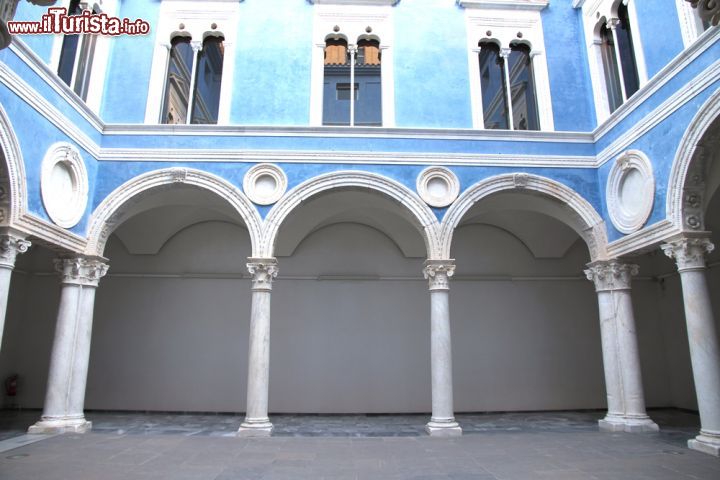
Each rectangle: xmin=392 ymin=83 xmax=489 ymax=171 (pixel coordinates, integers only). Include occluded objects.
xmin=40 ymin=142 xmax=89 ymax=229
xmin=243 ymin=163 xmax=288 ymax=205
xmin=607 ymin=150 xmax=655 ymax=234
xmin=416 ymin=167 xmax=460 ymax=208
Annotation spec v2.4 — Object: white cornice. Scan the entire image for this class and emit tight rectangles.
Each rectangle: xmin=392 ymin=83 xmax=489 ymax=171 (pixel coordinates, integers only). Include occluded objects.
xmin=457 ymin=0 xmax=549 ymax=10
xmin=308 ymin=0 xmax=399 ymax=5
xmin=606 ymin=220 xmax=680 ymax=258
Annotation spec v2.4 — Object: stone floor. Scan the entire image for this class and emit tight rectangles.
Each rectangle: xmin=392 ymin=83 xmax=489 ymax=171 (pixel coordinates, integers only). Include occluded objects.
xmin=0 ymin=409 xmax=717 ymax=479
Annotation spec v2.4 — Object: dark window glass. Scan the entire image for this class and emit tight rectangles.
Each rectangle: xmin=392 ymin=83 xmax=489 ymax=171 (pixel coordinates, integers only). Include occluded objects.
xmin=323 ymin=38 xmax=350 ymax=125
xmin=190 ymin=36 xmax=224 ymax=125
xmin=616 ymin=4 xmax=639 ymax=99
xmin=508 ymin=44 xmax=539 ymax=131
xmin=355 ymin=39 xmax=381 ymax=126
xmin=479 ymin=42 xmax=508 ymax=129
xmin=336 ymin=83 xmax=358 ymax=101
xmin=600 ymin=24 xmax=623 ymax=113
xmin=161 ymin=36 xmax=194 ymax=124
xmin=57 ymin=0 xmax=83 ymax=87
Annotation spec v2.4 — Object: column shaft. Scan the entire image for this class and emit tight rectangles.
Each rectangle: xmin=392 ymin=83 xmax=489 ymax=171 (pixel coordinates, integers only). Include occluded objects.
xmin=0 ymin=233 xmax=30 ymax=349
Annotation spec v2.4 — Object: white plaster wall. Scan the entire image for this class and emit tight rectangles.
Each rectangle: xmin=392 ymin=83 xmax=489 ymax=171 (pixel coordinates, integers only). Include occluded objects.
xmin=0 ymin=219 xmax=707 ymax=414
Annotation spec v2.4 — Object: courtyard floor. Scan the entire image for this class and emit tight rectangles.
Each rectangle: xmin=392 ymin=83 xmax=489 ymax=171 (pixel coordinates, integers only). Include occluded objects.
xmin=0 ymin=409 xmax=718 ymax=479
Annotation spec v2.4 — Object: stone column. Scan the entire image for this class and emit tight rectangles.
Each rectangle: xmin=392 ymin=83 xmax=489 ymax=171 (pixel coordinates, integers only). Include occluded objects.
xmin=585 ymin=260 xmax=658 ymax=433
xmin=423 ymin=260 xmax=462 ymax=436
xmin=29 ymin=256 xmax=108 ymax=434
xmin=238 ymin=258 xmax=277 ymax=437
xmin=663 ymin=234 xmax=720 ymax=456
xmin=0 ymin=232 xmax=30 ymax=349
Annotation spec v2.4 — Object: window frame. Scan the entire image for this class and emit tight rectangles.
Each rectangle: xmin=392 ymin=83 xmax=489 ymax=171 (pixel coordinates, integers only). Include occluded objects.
xmin=48 ymin=0 xmax=119 ymax=112
xmin=309 ymin=3 xmax=395 ymax=127
xmin=463 ymin=3 xmax=554 ymax=131
xmin=144 ymin=0 xmax=238 ymax=125
xmin=575 ymin=0 xmax=649 ymax=124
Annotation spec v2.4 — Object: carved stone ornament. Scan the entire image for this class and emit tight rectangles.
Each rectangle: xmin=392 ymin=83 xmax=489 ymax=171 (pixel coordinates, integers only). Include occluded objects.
xmin=247 ymin=258 xmax=279 ymax=291
xmin=662 ymin=235 xmax=715 ymax=272
xmin=606 ymin=150 xmax=655 ymax=234
xmin=416 ymin=167 xmax=460 ymax=208
xmin=40 ymin=142 xmax=89 ymax=229
xmin=54 ymin=257 xmax=109 ymax=287
xmin=423 ymin=260 xmax=455 ymax=291
xmin=0 ymin=234 xmax=30 ymax=268
xmin=584 ymin=260 xmax=639 ymax=292
xmin=243 ymin=164 xmax=288 ymax=206
xmin=688 ymin=0 xmax=720 ymax=26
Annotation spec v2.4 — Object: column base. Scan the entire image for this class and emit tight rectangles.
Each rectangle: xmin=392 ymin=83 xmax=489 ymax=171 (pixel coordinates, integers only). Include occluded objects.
xmin=598 ymin=415 xmax=659 ymax=433
xmin=688 ymin=432 xmax=720 ymax=457
xmin=426 ymin=420 xmax=462 ymax=437
xmin=28 ymin=417 xmax=92 ymax=434
xmin=237 ymin=418 xmax=273 ymax=437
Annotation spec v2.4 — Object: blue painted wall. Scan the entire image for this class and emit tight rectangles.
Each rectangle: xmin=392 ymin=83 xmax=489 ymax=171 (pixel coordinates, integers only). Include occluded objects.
xmin=100 ymin=0 xmax=161 ymax=123
xmin=393 ymin=0 xmax=471 ymax=128
xmin=12 ymin=1 xmax=55 ymax=63
xmin=634 ymin=0 xmax=684 ymax=78
xmin=543 ymin=0 xmax=596 ymax=132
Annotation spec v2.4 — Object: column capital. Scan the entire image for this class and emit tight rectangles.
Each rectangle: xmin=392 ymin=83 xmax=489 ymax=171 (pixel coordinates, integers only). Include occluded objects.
xmin=423 ymin=260 xmax=455 ymax=291
xmin=499 ymin=47 xmax=512 ymax=58
xmin=584 ymin=260 xmax=638 ymax=292
xmin=247 ymin=258 xmax=278 ymax=292
xmin=607 ymin=17 xmax=620 ymax=30
xmin=662 ymin=233 xmax=715 ymax=272
xmin=0 ymin=234 xmax=30 ymax=269
xmin=190 ymin=40 xmax=203 ymax=53
xmin=54 ymin=256 xmax=109 ymax=287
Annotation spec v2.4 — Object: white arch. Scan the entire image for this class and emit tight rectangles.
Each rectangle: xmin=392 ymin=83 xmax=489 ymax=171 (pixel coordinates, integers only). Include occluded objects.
xmin=0 ymin=103 xmax=28 ymax=224
xmin=440 ymin=173 xmax=608 ymax=261
xmin=86 ymin=167 xmax=263 ymax=257
xmin=260 ymin=170 xmax=442 ymax=259
xmin=667 ymin=87 xmax=720 ymax=230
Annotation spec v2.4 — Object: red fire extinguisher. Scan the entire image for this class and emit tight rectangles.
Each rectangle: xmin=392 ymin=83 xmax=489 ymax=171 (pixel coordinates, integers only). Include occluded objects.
xmin=4 ymin=375 xmax=18 ymax=397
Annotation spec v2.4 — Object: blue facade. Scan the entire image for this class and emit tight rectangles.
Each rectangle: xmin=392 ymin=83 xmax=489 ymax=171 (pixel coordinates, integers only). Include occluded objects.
xmin=0 ymin=0 xmax=718 ymax=255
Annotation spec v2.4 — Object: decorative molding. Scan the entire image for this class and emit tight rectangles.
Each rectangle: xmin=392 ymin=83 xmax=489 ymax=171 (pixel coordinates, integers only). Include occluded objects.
xmin=308 ymin=0 xmax=400 ymax=5
xmin=584 ymin=260 xmax=639 ymax=292
xmin=246 ymin=258 xmax=278 ymax=292
xmin=0 ymin=232 xmax=30 ymax=268
xmin=606 ymin=150 xmax=654 ymax=234
xmin=662 ymin=233 xmax=715 ymax=272
xmin=54 ymin=256 xmax=109 ymax=287
xmin=40 ymin=142 xmax=89 ymax=229
xmin=261 ymin=170 xmax=441 ymax=259
xmin=439 ymin=173 xmax=608 ymax=261
xmin=688 ymin=0 xmax=720 ymax=26
xmin=243 ymin=164 xmax=288 ymax=206
xmin=457 ymin=0 xmax=549 ymax=11
xmin=85 ymin=168 xmax=263 ymax=257
xmin=423 ymin=260 xmax=455 ymax=291
xmin=0 ymin=102 xmax=27 ymax=224
xmin=13 ymin=212 xmax=87 ymax=253
xmin=416 ymin=167 xmax=460 ymax=208
xmin=605 ymin=219 xmax=679 ymax=258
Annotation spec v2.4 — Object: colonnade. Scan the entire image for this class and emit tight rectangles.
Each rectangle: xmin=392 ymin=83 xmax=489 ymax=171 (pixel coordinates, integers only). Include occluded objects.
xmin=0 ymin=230 xmax=718 ymax=455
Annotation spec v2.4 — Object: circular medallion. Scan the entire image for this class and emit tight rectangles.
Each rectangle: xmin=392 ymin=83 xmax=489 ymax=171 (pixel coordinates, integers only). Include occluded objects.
xmin=607 ymin=150 xmax=655 ymax=234
xmin=243 ymin=164 xmax=288 ymax=205
xmin=40 ymin=143 xmax=89 ymax=228
xmin=416 ymin=167 xmax=460 ymax=208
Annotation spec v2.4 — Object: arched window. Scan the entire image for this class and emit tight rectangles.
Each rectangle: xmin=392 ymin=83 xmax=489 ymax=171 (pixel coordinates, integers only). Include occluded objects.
xmin=57 ymin=0 xmax=99 ymax=100
xmin=161 ymin=35 xmax=225 ymax=125
xmin=599 ymin=4 xmax=640 ymax=114
xmin=478 ymin=42 xmax=539 ymax=131
xmin=322 ymin=36 xmax=382 ymax=126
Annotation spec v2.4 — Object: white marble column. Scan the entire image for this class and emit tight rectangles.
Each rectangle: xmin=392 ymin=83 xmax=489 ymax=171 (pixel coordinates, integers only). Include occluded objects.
xmin=423 ymin=260 xmax=462 ymax=436
xmin=585 ymin=260 xmax=658 ymax=433
xmin=238 ymin=258 xmax=277 ymax=437
xmin=0 ymin=232 xmax=30 ymax=350
xmin=663 ymin=234 xmax=720 ymax=456
xmin=28 ymin=256 xmax=108 ymax=434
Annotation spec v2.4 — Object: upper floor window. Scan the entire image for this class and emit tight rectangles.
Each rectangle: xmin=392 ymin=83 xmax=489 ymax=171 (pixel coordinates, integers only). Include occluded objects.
xmin=161 ymin=35 xmax=225 ymax=125
xmin=144 ymin=1 xmax=238 ymax=125
xmin=310 ymin=4 xmax=395 ymax=127
xmin=322 ymin=36 xmax=382 ymax=126
xmin=463 ymin=2 xmax=553 ymax=130
xmin=577 ymin=0 xmax=648 ymax=122
xmin=57 ymin=0 xmax=99 ymax=101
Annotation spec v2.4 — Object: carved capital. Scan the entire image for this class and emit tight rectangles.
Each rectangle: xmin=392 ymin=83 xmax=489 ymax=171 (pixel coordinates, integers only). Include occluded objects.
xmin=54 ymin=257 xmax=109 ymax=287
xmin=423 ymin=260 xmax=455 ymax=291
xmin=606 ymin=17 xmax=620 ymax=31
xmin=688 ymin=0 xmax=720 ymax=26
xmin=662 ymin=234 xmax=715 ymax=272
xmin=0 ymin=234 xmax=30 ymax=269
xmin=247 ymin=258 xmax=278 ymax=292
xmin=499 ymin=47 xmax=512 ymax=58
xmin=584 ymin=260 xmax=638 ymax=292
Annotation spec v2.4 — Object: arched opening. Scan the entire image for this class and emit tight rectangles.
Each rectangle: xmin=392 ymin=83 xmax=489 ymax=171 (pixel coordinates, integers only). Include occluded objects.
xmin=267 ymin=185 xmax=433 ymax=413
xmin=81 ymin=172 xmax=259 ymax=413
